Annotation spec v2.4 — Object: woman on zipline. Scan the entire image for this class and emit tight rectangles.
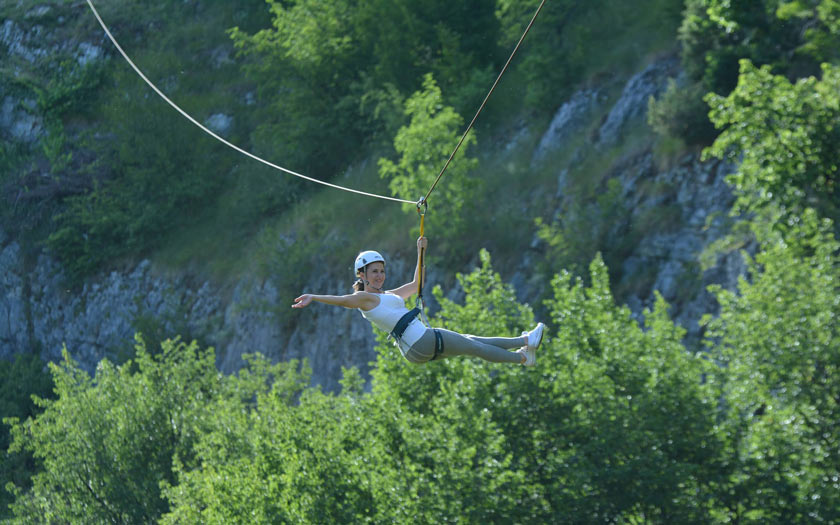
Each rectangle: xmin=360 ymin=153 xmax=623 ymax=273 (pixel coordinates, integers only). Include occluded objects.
xmin=292 ymin=236 xmax=544 ymax=365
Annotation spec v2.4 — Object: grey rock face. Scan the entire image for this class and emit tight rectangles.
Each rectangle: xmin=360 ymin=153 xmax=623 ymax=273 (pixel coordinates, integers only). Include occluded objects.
xmin=0 ymin=237 xmax=423 ymax=391
xmin=205 ymin=113 xmax=233 ymax=136
xmin=532 ymin=89 xmax=601 ymax=163
xmin=0 ymin=19 xmax=47 ymax=63
xmin=530 ymin=58 xmax=747 ymax=347
xmin=614 ymin=152 xmax=746 ymax=344
xmin=1 ymin=96 xmax=43 ymax=143
xmin=0 ymin=242 xmax=27 ymax=354
xmin=76 ymin=42 xmax=103 ymax=66
xmin=0 ymin=54 xmax=747 ymax=391
xmin=597 ymin=56 xmax=679 ymax=146
xmin=1 ymin=11 xmax=105 ymax=144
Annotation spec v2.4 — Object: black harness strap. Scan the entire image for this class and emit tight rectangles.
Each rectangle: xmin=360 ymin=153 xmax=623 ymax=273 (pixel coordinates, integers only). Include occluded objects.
xmin=430 ymin=329 xmax=444 ymax=361
xmin=391 ymin=307 xmax=421 ymax=340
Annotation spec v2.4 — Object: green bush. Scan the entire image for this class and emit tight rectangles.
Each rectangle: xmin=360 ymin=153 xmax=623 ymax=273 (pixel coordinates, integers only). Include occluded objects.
xmin=5 ymin=338 xmax=305 ymax=524
xmin=378 ymin=74 xmax=480 ymax=250
xmin=678 ymin=0 xmax=836 ymax=95
xmin=535 ymin=177 xmax=631 ymax=282
xmin=779 ymin=0 xmax=840 ymax=64
xmin=648 ymin=79 xmax=718 ymax=146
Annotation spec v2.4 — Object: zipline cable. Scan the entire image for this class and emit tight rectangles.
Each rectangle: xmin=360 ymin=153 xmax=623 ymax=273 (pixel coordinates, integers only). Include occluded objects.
xmin=419 ymin=0 xmax=546 ymax=208
xmin=84 ymin=0 xmax=415 ymax=205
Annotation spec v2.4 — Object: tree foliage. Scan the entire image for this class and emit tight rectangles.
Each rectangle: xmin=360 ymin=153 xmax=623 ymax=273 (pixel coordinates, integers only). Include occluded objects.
xmin=5 ymin=338 xmax=253 ymax=523
xmin=535 ymin=178 xmax=632 ymax=282
xmin=229 ymin=0 xmax=501 ymax=177
xmin=656 ymin=0 xmax=840 ymax=148
xmin=497 ymin=0 xmax=682 ymax=108
xmin=681 ymin=0 xmax=817 ymax=93
xmin=703 ymin=212 xmax=840 ymax=523
xmin=647 ymin=78 xmax=719 ymax=146
xmin=378 ymin=74 xmax=480 ymax=247
xmin=704 ymin=60 xmax=840 ymax=225
xmin=7 ymin=241 xmax=840 ymax=522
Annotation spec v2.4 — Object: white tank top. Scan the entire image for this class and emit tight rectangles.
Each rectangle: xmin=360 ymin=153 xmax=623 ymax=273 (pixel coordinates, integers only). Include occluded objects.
xmin=359 ymin=292 xmax=426 ymax=347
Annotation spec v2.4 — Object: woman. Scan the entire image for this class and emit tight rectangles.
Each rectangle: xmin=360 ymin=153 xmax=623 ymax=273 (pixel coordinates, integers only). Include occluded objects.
xmin=292 ymin=237 xmax=544 ymax=366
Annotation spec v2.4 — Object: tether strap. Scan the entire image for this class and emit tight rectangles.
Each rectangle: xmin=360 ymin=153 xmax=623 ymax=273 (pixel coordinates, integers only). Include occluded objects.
xmin=416 ymin=202 xmax=431 ymax=327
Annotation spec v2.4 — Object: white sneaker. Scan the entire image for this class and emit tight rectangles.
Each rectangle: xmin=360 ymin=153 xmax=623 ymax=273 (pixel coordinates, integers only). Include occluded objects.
xmin=527 ymin=322 xmax=545 ymax=351
xmin=517 ymin=322 xmax=544 ymax=367
xmin=518 ymin=346 xmax=536 ymax=366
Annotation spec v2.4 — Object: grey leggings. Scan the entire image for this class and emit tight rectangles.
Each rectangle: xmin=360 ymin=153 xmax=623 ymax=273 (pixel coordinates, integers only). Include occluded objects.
xmin=402 ymin=328 xmax=525 ymax=364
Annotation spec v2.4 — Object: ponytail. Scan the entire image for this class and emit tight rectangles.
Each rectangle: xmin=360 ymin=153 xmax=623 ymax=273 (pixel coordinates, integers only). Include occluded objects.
xmin=352 ymin=278 xmax=365 ymax=292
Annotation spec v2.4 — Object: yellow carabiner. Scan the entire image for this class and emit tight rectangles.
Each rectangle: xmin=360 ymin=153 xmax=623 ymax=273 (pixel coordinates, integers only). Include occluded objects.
xmin=416 ymin=198 xmax=427 ymax=237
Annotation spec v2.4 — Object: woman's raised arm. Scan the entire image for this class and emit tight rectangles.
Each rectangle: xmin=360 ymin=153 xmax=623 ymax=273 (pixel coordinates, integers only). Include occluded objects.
xmin=389 ymin=236 xmax=427 ymax=300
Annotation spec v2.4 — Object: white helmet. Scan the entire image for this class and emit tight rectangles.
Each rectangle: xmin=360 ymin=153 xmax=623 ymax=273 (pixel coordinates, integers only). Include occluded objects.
xmin=354 ymin=250 xmax=385 ymax=272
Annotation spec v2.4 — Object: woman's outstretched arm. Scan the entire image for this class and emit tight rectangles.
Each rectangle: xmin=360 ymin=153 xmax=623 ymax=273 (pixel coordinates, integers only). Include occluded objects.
xmin=389 ymin=236 xmax=427 ymax=300
xmin=292 ymin=292 xmax=378 ymax=311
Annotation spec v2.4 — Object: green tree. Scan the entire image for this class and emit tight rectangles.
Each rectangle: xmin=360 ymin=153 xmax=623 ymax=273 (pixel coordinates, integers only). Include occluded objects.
xmin=378 ymin=74 xmax=480 ymax=247
xmin=161 ymin=358 xmax=342 ymax=525
xmin=534 ymin=177 xmax=632 ymax=284
xmin=229 ymin=0 xmax=502 ymax=176
xmin=373 ymin=251 xmax=723 ymax=522
xmin=679 ymin=0 xmax=815 ymax=94
xmin=647 ymin=78 xmax=719 ymax=146
xmin=703 ymin=60 xmax=840 ymax=225
xmin=496 ymin=256 xmax=723 ymax=522
xmin=229 ymin=0 xmax=362 ymax=176
xmin=6 ymin=338 xmax=228 ymax=523
xmin=777 ymin=0 xmax=840 ymax=63
xmin=163 ymin=363 xmax=522 ymax=523
xmin=497 ymin=0 xmax=683 ymax=108
xmin=703 ymin=213 xmax=840 ymax=523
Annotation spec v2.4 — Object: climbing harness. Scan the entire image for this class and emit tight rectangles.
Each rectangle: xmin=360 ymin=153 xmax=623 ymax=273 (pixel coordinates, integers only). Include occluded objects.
xmin=431 ymin=329 xmax=444 ymax=361
xmin=390 ymin=307 xmax=420 ymax=341
xmin=390 ymin=309 xmax=444 ymax=362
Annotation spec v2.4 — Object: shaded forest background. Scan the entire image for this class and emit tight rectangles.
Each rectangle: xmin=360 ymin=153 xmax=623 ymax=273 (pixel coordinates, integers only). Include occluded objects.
xmin=1 ymin=0 xmax=839 ymax=522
